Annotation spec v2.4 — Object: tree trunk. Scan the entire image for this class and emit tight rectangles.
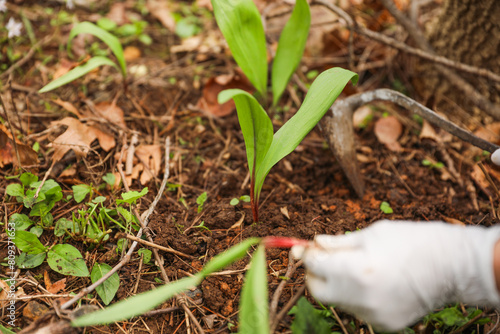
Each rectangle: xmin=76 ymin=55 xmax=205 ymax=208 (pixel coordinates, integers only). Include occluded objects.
xmin=415 ymin=0 xmax=500 ymax=117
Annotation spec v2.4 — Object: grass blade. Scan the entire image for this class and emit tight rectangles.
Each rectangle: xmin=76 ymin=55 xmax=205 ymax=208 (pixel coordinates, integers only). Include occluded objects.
xmin=238 ymin=245 xmax=269 ymax=334
xmin=72 ymin=275 xmax=202 ymax=326
xmin=211 ymin=0 xmax=268 ymax=97
xmin=271 ymin=0 xmax=311 ymax=106
xmin=91 ymin=263 xmax=120 ymax=305
xmin=200 ymin=237 xmax=261 ymax=276
xmin=67 ymin=21 xmax=126 ymax=78
xmin=73 ymin=238 xmax=259 ymax=326
xmin=255 ymin=67 xmax=358 ymax=199
xmin=38 ymin=57 xmax=118 ymax=93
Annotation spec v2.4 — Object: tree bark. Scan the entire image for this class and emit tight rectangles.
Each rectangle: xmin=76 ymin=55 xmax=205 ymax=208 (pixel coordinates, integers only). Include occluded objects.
xmin=415 ymin=0 xmax=500 ymax=115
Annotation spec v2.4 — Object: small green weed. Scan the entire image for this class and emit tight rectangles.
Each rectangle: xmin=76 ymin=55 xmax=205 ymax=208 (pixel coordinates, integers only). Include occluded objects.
xmin=39 ymin=22 xmax=127 ymax=93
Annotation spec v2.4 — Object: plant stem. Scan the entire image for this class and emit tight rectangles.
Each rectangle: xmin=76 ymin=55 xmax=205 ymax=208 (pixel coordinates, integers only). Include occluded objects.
xmin=250 ymin=177 xmax=259 ymax=223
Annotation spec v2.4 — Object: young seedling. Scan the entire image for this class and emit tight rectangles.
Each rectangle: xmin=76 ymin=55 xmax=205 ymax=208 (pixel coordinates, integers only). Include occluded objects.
xmin=220 ymin=68 xmax=358 ymax=222
xmin=212 ymin=0 xmax=310 ymax=104
xmin=38 ymin=22 xmax=127 ymax=93
xmin=230 ymin=195 xmax=251 ymax=206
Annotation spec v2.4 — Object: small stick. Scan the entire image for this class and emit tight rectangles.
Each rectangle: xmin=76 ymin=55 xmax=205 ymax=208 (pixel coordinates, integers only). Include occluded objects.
xmin=330 ymin=306 xmax=349 ymax=334
xmin=133 ymin=253 xmax=144 ymax=294
xmin=33 ymin=161 xmax=56 ymax=200
xmin=269 ymin=252 xmax=296 ymax=331
xmin=118 ymin=232 xmax=194 ymax=259
xmin=126 ymin=133 xmax=138 ymax=175
xmin=271 ymin=284 xmax=306 ymax=332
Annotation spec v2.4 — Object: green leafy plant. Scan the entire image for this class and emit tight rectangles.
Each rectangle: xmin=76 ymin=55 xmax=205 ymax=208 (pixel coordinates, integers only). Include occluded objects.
xmin=230 ymin=195 xmax=251 ymax=206
xmin=38 ymin=22 xmax=127 ymax=93
xmin=422 ymin=159 xmax=444 ymax=169
xmin=380 ymin=201 xmax=393 ymax=214
xmin=71 ymin=236 xmax=309 ymax=332
xmin=219 ymin=68 xmax=358 ymax=222
xmin=211 ymin=0 xmax=310 ymax=104
xmin=423 ymin=305 xmax=490 ymax=333
xmin=13 ymin=230 xmax=89 ymax=276
xmin=196 ymin=191 xmax=208 ymax=213
xmin=289 ymin=297 xmax=336 ymax=334
xmin=6 ymin=173 xmax=62 ymax=228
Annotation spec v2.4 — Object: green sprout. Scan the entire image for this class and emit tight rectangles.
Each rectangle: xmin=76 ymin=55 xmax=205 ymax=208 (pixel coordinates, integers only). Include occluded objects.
xmin=38 ymin=22 xmax=127 ymax=93
xmin=220 ymin=68 xmax=358 ymax=222
xmin=211 ymin=0 xmax=310 ymax=105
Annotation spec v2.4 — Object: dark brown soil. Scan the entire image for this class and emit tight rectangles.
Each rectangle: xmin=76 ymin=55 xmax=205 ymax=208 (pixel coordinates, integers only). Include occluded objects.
xmin=2 ymin=2 xmax=499 ymax=334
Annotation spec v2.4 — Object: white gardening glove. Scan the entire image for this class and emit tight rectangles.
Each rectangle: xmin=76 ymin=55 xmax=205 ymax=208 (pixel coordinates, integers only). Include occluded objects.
xmin=293 ymin=220 xmax=500 ymax=331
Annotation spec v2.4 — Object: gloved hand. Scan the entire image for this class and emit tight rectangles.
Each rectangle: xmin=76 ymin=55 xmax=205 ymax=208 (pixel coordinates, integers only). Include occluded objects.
xmin=292 ymin=220 xmax=500 ymax=331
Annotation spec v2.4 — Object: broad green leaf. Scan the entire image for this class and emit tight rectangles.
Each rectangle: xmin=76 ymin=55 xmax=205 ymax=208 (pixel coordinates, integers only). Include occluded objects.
xmin=16 ymin=252 xmax=46 ymax=269
xmin=47 ymin=244 xmax=89 ymax=277
xmin=30 ymin=226 xmax=43 ymax=237
xmin=102 ymin=173 xmax=116 ymax=187
xmin=6 ymin=183 xmax=24 ymax=197
xmin=289 ymin=297 xmax=332 ymax=334
xmin=91 ymin=263 xmax=120 ymax=305
xmin=54 ymin=218 xmax=80 ymax=237
xmin=24 ymin=189 xmax=44 ymax=209
xmin=73 ymin=184 xmax=92 ymax=203
xmin=238 ymin=245 xmax=268 ymax=334
xmin=200 ymin=237 xmax=260 ymax=277
xmin=20 ymin=172 xmax=38 ymax=187
xmin=272 ymin=0 xmax=311 ymax=106
xmin=97 ymin=17 xmax=117 ymax=31
xmin=211 ymin=0 xmax=267 ymax=96
xmin=67 ymin=21 xmax=126 ymax=77
xmin=9 ymin=213 xmax=34 ymax=231
xmin=218 ymin=90 xmax=273 ymax=178
xmin=38 ymin=57 xmax=118 ymax=93
xmin=117 ymin=206 xmax=134 ymax=224
xmin=13 ymin=231 xmax=46 ymax=254
xmin=255 ymin=68 xmax=358 ymax=200
xmin=138 ymin=248 xmax=152 ymax=264
xmin=380 ymin=201 xmax=393 ymax=214
xmin=72 ymin=275 xmax=201 ymax=326
xmin=117 ymin=187 xmax=148 ymax=204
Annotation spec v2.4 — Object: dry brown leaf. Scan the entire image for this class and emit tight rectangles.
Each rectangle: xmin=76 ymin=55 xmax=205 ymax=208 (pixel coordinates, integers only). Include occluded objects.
xmin=196 ymin=74 xmax=254 ymax=117
xmin=50 ymin=117 xmax=115 ymax=162
xmin=280 ymin=206 xmax=290 ymax=220
xmin=0 ymin=126 xmax=38 ymax=168
xmin=471 ymin=164 xmax=493 ymax=197
xmin=420 ymin=120 xmax=440 ymax=142
xmin=53 ymin=58 xmax=77 ymax=80
xmin=0 ymin=280 xmax=26 ymax=308
xmin=374 ymin=116 xmax=403 ymax=152
xmin=147 ymin=0 xmax=176 ymax=32
xmin=123 ymin=46 xmax=141 ymax=62
xmin=474 ymin=122 xmax=500 ymax=144
xmin=352 ymin=106 xmax=373 ymax=128
xmin=136 ymin=144 xmax=162 ymax=185
xmin=43 ymin=270 xmax=66 ymax=294
xmin=106 ymin=2 xmax=127 ymax=25
xmin=23 ymin=300 xmax=49 ymax=322
xmin=48 ymin=278 xmax=67 ymax=294
xmin=443 ymin=216 xmax=466 ymax=226
xmin=229 ymin=213 xmax=245 ymax=230
xmin=52 ymin=98 xmax=82 ymax=118
xmin=94 ymin=101 xmax=127 ymax=129
xmin=59 ymin=165 xmax=77 ymax=177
